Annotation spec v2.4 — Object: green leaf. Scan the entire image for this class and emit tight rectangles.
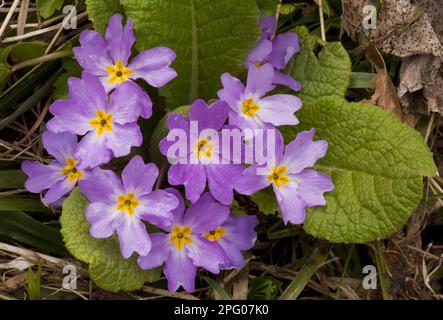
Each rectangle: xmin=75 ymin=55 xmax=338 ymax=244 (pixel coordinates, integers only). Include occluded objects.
xmin=60 ymin=188 xmax=161 ymax=292
xmin=0 ymin=197 xmax=51 ymax=213
xmin=249 ymin=276 xmax=282 ymax=300
xmin=283 ymin=26 xmax=351 ymax=103
xmin=53 ymin=58 xmax=82 ymax=100
xmin=36 ymin=0 xmax=64 ymax=19
xmin=251 ymin=187 xmax=278 ymax=215
xmin=122 ymin=0 xmax=260 ymax=110
xmin=149 ymin=105 xmax=189 ymax=165
xmin=201 ymin=276 xmax=232 ymax=300
xmin=0 ymin=211 xmax=66 ymax=255
xmin=85 ymin=0 xmax=125 ymax=34
xmin=9 ymin=42 xmax=47 ymax=62
xmin=0 ymin=170 xmax=26 ymax=189
xmin=278 ymin=31 xmax=436 ymax=243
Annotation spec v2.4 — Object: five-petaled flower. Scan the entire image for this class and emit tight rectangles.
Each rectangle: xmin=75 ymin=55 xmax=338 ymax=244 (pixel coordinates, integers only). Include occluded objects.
xmin=73 ymin=14 xmax=177 ymax=102
xmin=159 ymin=99 xmax=244 ymax=205
xmin=22 ymin=131 xmax=91 ymax=205
xmin=218 ymin=64 xmax=301 ymax=132
xmin=246 ymin=16 xmax=301 ymax=91
xmin=78 ymin=156 xmax=179 ymax=259
xmin=233 ymin=129 xmax=334 ymax=224
xmin=47 ymin=72 xmax=146 ymax=168
xmin=138 ymin=190 xmax=256 ymax=292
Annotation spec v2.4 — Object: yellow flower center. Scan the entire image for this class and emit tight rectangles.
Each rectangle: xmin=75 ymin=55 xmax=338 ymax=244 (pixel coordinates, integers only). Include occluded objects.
xmin=267 ymin=165 xmax=289 ymax=188
xmin=254 ymin=62 xmax=263 ymax=68
xmin=241 ymin=98 xmax=260 ymax=118
xmin=60 ymin=157 xmax=83 ymax=183
xmin=116 ymin=192 xmax=139 ymax=216
xmin=194 ymin=138 xmax=215 ymax=160
xmin=89 ymin=110 xmax=113 ymax=136
xmin=203 ymin=226 xmax=225 ymax=241
xmin=170 ymin=225 xmax=192 ymax=250
xmin=106 ymin=59 xmax=132 ymax=84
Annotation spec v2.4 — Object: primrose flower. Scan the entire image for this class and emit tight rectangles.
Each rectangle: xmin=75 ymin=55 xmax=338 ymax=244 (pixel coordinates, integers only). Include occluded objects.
xmin=159 ymin=99 xmax=244 ymax=205
xmin=218 ymin=63 xmax=301 ymax=132
xmin=78 ymin=156 xmax=179 ymax=259
xmin=246 ymin=16 xmax=301 ymax=91
xmin=233 ymin=129 xmax=334 ymax=224
xmin=138 ymin=190 xmax=238 ymax=292
xmin=22 ymin=131 xmax=91 ymax=205
xmin=73 ymin=14 xmax=177 ymax=96
xmin=47 ymin=72 xmax=145 ymax=168
xmin=204 ymin=215 xmax=258 ymax=269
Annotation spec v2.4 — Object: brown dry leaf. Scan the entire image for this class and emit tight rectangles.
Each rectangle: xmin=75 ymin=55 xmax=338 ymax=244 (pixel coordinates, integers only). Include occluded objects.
xmin=343 ymin=0 xmax=443 ymax=116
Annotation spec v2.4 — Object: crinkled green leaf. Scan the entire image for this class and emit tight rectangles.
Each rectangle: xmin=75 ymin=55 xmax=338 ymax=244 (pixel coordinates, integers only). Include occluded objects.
xmin=252 ymin=187 xmax=278 ymax=215
xmin=275 ymin=30 xmax=436 ymax=243
xmin=293 ymin=96 xmax=435 ymax=243
xmin=36 ymin=0 xmax=64 ymax=19
xmin=60 ymin=188 xmax=160 ymax=292
xmin=85 ymin=0 xmax=125 ymax=34
xmin=122 ymin=0 xmax=260 ymax=110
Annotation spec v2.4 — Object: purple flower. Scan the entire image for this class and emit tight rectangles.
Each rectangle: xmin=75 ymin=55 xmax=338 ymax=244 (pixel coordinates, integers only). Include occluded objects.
xmin=78 ymin=156 xmax=179 ymax=259
xmin=73 ymin=14 xmax=177 ymax=96
xmin=246 ymin=16 xmax=301 ymax=91
xmin=47 ymin=72 xmax=145 ymax=168
xmin=203 ymin=215 xmax=258 ymax=269
xmin=233 ymin=129 xmax=334 ymax=224
xmin=22 ymin=131 xmax=91 ymax=205
xmin=218 ymin=64 xmax=301 ymax=131
xmin=159 ymin=99 xmax=244 ymax=205
xmin=137 ymin=190 xmax=234 ymax=292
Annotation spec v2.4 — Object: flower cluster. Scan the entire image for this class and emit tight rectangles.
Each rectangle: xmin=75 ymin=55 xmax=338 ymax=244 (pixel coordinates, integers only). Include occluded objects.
xmin=22 ymin=14 xmax=260 ymax=292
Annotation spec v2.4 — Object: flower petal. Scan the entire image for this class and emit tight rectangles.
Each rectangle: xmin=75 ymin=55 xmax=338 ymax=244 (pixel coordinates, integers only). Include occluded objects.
xmin=222 ymin=215 xmax=258 ymax=250
xmin=43 ymin=178 xmax=75 ymax=204
xmin=206 ymin=164 xmax=243 ymax=205
xmin=164 ymin=188 xmax=186 ymax=230
xmin=137 ymin=190 xmax=178 ymax=229
xmin=122 ymin=156 xmax=158 ymax=196
xmin=78 ymin=167 xmax=124 ymax=204
xmin=186 ymin=236 xmax=228 ymax=274
xmin=183 ymin=192 xmax=230 ymax=233
xmin=68 ymin=73 xmax=108 ymax=113
xmin=47 ymin=100 xmax=92 ymax=135
xmin=268 ymin=32 xmax=300 ymax=69
xmin=168 ymin=164 xmax=206 ymax=203
xmin=188 ymin=99 xmax=229 ymax=131
xmin=280 ymin=129 xmax=328 ymax=174
xmin=246 ymin=39 xmax=272 ymax=67
xmin=76 ymin=131 xmax=112 ymax=168
xmin=137 ymin=233 xmax=171 ymax=269
xmin=42 ymin=131 xmax=78 ymax=163
xmin=272 ymin=70 xmax=302 ymax=91
xmin=85 ymin=202 xmax=120 ymax=238
xmin=274 ymin=182 xmax=306 ymax=224
xmin=232 ymin=164 xmax=270 ymax=195
xmin=293 ymin=169 xmax=334 ymax=206
xmin=105 ymin=123 xmax=142 ymax=158
xmin=105 ymin=14 xmax=135 ymax=65
xmin=259 ymin=16 xmax=277 ymax=40
xmin=129 ymin=47 xmax=177 ymax=87
xmin=217 ymin=73 xmax=246 ymax=109
xmin=73 ymin=30 xmax=112 ymax=76
xmin=256 ymin=94 xmax=301 ymax=126
xmin=245 ymin=63 xmax=274 ymax=98
xmin=117 ymin=217 xmax=151 ymax=259
xmin=22 ymin=161 xmax=64 ymax=193
xmin=108 ymin=81 xmax=144 ymax=124
xmin=164 ymin=248 xmax=197 ymax=292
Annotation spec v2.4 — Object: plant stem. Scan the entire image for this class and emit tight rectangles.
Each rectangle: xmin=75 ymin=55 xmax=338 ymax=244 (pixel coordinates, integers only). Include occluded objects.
xmin=11 ymin=50 xmax=71 ymax=72
xmin=373 ymin=240 xmax=393 ymax=300
xmin=279 ymin=241 xmax=330 ymax=300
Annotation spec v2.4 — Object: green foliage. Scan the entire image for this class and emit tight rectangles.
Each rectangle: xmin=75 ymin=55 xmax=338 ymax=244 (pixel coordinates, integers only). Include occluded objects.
xmin=251 ymin=187 xmax=278 ymax=215
xmin=85 ymin=0 xmax=125 ymax=34
xmin=53 ymin=58 xmax=83 ymax=100
xmin=122 ymin=0 xmax=260 ymax=110
xmin=0 ymin=211 xmax=66 ymax=255
xmin=201 ymin=276 xmax=232 ymax=300
xmin=249 ymin=276 xmax=282 ymax=300
xmin=60 ymin=189 xmax=161 ymax=292
xmin=25 ymin=263 xmax=42 ymax=300
xmin=36 ymin=0 xmax=64 ymax=19
xmin=0 ymin=170 xmax=26 ymax=189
